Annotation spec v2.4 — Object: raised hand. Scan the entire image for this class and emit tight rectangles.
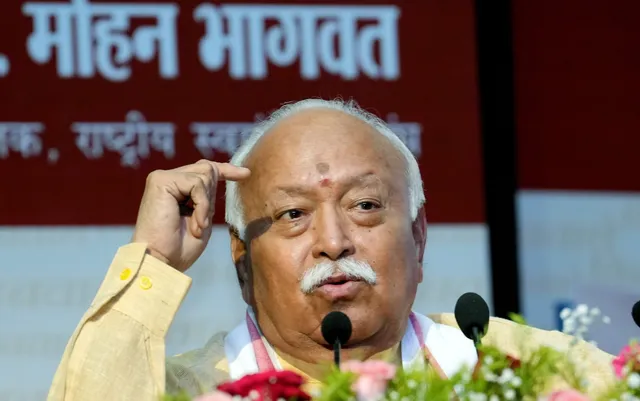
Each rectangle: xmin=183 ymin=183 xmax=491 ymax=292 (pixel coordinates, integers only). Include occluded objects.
xmin=132 ymin=160 xmax=250 ymax=272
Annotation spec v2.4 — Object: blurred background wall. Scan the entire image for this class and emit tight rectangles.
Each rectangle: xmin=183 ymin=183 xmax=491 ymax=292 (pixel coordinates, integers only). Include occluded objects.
xmin=513 ymin=0 xmax=640 ymax=355
xmin=0 ymin=1 xmax=637 ymax=400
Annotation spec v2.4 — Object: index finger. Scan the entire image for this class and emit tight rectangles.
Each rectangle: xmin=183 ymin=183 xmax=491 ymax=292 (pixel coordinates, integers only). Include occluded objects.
xmin=214 ymin=162 xmax=251 ymax=181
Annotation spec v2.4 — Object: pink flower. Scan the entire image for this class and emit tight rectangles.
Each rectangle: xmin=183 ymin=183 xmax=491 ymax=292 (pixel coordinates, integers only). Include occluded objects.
xmin=194 ymin=390 xmax=234 ymax=401
xmin=613 ymin=343 xmax=640 ymax=378
xmin=546 ymin=389 xmax=591 ymax=401
xmin=341 ymin=360 xmax=396 ymax=401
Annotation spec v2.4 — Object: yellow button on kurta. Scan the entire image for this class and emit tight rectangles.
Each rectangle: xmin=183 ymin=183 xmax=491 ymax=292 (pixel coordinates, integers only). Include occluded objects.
xmin=120 ymin=268 xmax=131 ymax=280
xmin=139 ymin=276 xmax=153 ymax=290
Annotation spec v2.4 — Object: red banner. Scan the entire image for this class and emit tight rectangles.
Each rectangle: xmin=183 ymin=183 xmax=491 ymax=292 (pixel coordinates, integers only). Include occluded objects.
xmin=514 ymin=0 xmax=640 ymax=192
xmin=0 ymin=0 xmax=484 ymax=225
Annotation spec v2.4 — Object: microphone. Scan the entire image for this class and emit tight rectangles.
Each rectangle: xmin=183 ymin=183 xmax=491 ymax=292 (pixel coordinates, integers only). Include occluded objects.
xmin=632 ymin=300 xmax=640 ymax=328
xmin=321 ymin=311 xmax=352 ymax=367
xmin=454 ymin=292 xmax=490 ymax=347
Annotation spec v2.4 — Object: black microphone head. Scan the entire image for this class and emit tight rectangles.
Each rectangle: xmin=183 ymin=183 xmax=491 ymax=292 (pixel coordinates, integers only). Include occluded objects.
xmin=321 ymin=311 xmax=352 ymax=346
xmin=454 ymin=292 xmax=490 ymax=341
xmin=632 ymin=301 xmax=640 ymax=328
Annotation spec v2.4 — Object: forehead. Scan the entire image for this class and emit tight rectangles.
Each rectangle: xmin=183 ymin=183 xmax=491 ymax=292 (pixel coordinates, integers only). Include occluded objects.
xmin=244 ymin=109 xmax=406 ymax=186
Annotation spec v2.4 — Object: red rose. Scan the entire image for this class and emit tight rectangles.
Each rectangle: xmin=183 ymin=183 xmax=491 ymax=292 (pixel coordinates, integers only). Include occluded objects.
xmin=217 ymin=370 xmax=311 ymax=401
xmin=506 ymin=354 xmax=522 ymax=369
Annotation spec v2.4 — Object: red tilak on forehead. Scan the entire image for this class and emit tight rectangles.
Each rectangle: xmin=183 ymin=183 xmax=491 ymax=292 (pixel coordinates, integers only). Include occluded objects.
xmin=320 ymin=178 xmax=331 ymax=187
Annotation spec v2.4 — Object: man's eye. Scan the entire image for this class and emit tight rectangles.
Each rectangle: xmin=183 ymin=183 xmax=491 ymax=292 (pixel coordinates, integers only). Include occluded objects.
xmin=280 ymin=209 xmax=303 ymax=220
xmin=357 ymin=201 xmax=379 ymax=211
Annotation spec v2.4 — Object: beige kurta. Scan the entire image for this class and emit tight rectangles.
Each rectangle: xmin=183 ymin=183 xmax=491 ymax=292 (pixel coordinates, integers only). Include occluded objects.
xmin=46 ymin=243 xmax=616 ymax=401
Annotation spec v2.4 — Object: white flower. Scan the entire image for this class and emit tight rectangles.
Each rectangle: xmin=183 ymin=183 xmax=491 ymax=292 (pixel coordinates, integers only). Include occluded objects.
xmin=249 ymin=390 xmax=259 ymax=400
xmin=562 ymin=318 xmax=577 ymax=334
xmin=560 ymin=307 xmax=572 ymax=320
xmin=453 ymin=384 xmax=465 ymax=395
xmin=511 ymin=376 xmax=522 ymax=387
xmin=484 ymin=356 xmax=495 ymax=365
xmin=469 ymin=392 xmax=487 ymax=401
xmin=575 ymin=326 xmax=588 ymax=340
xmin=603 ymin=315 xmax=611 ymax=324
xmin=485 ymin=371 xmax=498 ymax=382
xmin=462 ymin=371 xmax=472 ymax=382
xmin=504 ymin=388 xmax=516 ymax=400
xmin=499 ymin=368 xmax=515 ymax=384
xmin=590 ymin=307 xmax=601 ymax=316
xmin=621 ymin=392 xmax=640 ymax=401
xmin=628 ymin=372 xmax=640 ymax=389
xmin=407 ymin=379 xmax=417 ymax=389
xmin=575 ymin=304 xmax=589 ymax=316
xmin=489 ymin=396 xmax=500 ymax=401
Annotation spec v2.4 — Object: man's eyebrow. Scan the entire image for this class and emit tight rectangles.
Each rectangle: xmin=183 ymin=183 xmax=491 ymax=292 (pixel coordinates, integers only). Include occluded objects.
xmin=273 ymin=186 xmax=313 ymax=197
xmin=345 ymin=173 xmax=383 ymax=188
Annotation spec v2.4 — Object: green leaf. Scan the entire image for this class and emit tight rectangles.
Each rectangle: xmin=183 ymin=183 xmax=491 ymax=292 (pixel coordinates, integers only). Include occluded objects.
xmin=160 ymin=391 xmax=193 ymax=401
xmin=314 ymin=367 xmax=356 ymax=401
xmin=508 ymin=312 xmax=528 ymax=326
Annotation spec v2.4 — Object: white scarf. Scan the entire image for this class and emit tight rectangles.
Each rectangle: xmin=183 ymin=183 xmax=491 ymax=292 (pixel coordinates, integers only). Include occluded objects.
xmin=224 ymin=308 xmax=477 ymax=380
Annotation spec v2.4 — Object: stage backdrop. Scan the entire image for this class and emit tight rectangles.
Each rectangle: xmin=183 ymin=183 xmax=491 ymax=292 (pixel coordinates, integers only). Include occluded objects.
xmin=0 ymin=1 xmax=489 ymax=400
xmin=513 ymin=0 xmax=640 ymax=354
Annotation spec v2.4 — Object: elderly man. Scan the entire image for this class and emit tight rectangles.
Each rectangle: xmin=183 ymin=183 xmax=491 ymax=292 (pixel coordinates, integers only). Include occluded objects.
xmin=47 ymin=99 xmax=613 ymax=401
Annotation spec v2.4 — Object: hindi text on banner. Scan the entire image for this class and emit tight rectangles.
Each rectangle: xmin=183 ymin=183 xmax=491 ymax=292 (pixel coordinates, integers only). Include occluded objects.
xmin=0 ymin=122 xmax=44 ymax=159
xmin=72 ymin=111 xmax=175 ymax=167
xmin=22 ymin=0 xmax=179 ymax=81
xmin=191 ymin=121 xmax=255 ymax=158
xmin=194 ymin=4 xmax=400 ymax=80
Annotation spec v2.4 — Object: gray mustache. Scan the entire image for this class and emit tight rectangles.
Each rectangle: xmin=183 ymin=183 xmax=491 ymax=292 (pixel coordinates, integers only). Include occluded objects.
xmin=299 ymin=258 xmax=377 ymax=294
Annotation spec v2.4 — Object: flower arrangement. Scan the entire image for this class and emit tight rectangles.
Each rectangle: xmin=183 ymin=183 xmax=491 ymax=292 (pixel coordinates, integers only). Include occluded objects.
xmin=163 ymin=305 xmax=640 ymax=401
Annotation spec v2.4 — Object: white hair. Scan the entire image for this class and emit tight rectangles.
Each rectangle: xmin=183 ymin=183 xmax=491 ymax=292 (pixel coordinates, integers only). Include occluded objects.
xmin=225 ymin=98 xmax=425 ymax=239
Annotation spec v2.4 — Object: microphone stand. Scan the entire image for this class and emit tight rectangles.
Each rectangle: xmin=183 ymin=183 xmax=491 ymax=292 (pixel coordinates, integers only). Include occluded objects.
xmin=333 ymin=339 xmax=342 ymax=367
xmin=471 ymin=326 xmax=482 ymax=347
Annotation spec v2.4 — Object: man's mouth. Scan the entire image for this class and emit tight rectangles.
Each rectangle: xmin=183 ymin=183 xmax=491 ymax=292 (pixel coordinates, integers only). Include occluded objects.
xmin=320 ymin=274 xmax=360 ymax=286
xmin=315 ymin=274 xmax=364 ymax=300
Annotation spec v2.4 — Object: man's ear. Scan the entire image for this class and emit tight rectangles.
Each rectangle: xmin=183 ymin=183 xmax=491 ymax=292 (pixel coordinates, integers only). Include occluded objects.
xmin=230 ymin=227 xmax=246 ymax=266
xmin=411 ymin=207 xmax=427 ymax=283
xmin=229 ymin=227 xmax=253 ymax=304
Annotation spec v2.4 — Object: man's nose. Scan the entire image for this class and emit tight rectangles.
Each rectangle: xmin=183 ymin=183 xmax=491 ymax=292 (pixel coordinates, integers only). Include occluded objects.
xmin=310 ymin=206 xmax=355 ymax=261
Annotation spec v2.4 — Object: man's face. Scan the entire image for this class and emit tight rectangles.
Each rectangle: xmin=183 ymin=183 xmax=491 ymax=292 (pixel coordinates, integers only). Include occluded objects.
xmin=233 ymin=109 xmax=425 ymax=361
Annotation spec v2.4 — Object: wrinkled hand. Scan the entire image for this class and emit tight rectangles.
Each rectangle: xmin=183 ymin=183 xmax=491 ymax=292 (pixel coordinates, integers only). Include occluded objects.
xmin=132 ymin=160 xmax=250 ymax=272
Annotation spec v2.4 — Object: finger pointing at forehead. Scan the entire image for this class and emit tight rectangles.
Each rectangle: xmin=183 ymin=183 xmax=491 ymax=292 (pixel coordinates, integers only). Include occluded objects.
xmin=214 ymin=162 xmax=251 ymax=181
xmin=177 ymin=161 xmax=250 ymax=181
